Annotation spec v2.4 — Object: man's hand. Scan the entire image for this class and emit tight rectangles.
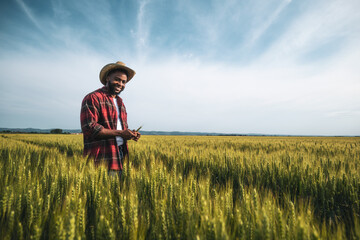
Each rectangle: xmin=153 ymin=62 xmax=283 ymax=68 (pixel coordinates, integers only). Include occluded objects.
xmin=120 ymin=129 xmax=137 ymax=140
xmin=132 ymin=129 xmax=141 ymax=141
xmin=96 ymin=128 xmax=140 ymax=141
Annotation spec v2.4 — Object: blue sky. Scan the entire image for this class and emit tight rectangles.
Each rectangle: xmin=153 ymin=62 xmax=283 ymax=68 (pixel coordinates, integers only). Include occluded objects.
xmin=0 ymin=0 xmax=359 ymax=135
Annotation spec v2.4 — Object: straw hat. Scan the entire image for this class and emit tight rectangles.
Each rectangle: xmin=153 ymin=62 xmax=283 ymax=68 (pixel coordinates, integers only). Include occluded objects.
xmin=99 ymin=61 xmax=136 ymax=85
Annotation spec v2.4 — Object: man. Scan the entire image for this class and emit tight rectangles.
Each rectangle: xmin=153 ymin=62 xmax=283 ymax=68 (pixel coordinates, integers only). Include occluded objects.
xmin=80 ymin=61 xmax=140 ymax=175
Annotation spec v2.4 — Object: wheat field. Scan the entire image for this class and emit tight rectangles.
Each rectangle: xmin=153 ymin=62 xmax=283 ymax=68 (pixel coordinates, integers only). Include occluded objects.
xmin=0 ymin=134 xmax=359 ymax=239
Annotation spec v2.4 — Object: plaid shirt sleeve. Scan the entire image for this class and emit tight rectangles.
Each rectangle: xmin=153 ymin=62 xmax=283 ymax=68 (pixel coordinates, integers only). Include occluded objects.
xmin=80 ymin=93 xmax=104 ymax=140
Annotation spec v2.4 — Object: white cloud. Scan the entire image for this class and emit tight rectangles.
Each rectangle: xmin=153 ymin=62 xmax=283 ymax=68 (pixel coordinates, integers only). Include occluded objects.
xmin=0 ymin=51 xmax=108 ymax=129
xmin=124 ymin=51 xmax=360 ymax=134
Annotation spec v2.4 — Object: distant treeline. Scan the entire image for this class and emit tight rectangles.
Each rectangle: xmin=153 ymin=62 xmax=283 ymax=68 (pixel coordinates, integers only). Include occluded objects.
xmin=0 ymin=128 xmax=78 ymax=134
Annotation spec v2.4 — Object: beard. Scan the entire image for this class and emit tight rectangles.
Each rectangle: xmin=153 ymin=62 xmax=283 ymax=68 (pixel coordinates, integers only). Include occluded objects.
xmin=108 ymin=82 xmax=123 ymax=95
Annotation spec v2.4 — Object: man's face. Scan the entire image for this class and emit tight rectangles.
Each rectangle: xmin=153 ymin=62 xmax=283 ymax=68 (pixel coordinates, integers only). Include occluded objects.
xmin=106 ymin=71 xmax=127 ymax=95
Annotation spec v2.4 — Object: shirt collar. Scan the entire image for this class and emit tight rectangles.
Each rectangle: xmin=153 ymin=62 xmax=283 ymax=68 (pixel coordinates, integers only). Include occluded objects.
xmin=100 ymin=86 xmax=122 ymax=100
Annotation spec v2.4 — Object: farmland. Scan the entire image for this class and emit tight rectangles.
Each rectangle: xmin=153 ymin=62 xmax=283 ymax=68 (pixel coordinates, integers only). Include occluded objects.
xmin=0 ymin=134 xmax=359 ymax=239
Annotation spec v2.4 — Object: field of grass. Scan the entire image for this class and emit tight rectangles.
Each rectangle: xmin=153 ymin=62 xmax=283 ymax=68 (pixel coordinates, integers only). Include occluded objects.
xmin=0 ymin=134 xmax=359 ymax=239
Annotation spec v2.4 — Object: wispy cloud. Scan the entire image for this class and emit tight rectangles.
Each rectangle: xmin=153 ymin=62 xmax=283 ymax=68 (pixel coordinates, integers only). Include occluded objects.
xmin=259 ymin=0 xmax=360 ymax=64
xmin=50 ymin=0 xmax=71 ymax=20
xmin=245 ymin=0 xmax=292 ymax=48
xmin=131 ymin=0 xmax=151 ymax=61
xmin=15 ymin=0 xmax=42 ymax=30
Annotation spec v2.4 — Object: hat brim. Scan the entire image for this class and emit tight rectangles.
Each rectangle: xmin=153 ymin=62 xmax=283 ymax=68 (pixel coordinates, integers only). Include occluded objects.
xmin=99 ymin=63 xmax=136 ymax=85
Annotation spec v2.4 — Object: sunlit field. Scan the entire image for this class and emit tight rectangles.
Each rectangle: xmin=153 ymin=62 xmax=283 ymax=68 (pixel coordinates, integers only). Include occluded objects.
xmin=0 ymin=134 xmax=359 ymax=239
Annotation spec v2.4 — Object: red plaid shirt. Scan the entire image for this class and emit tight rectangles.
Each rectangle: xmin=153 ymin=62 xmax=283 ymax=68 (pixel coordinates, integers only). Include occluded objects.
xmin=80 ymin=87 xmax=129 ymax=170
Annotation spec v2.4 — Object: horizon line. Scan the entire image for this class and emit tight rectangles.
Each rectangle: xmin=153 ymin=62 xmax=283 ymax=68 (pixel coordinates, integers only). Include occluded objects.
xmin=0 ymin=127 xmax=359 ymax=137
